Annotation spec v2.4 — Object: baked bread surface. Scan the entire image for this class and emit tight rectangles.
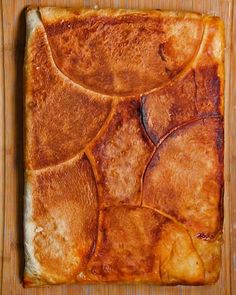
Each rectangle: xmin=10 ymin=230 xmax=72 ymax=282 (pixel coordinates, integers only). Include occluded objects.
xmin=24 ymin=7 xmax=224 ymax=287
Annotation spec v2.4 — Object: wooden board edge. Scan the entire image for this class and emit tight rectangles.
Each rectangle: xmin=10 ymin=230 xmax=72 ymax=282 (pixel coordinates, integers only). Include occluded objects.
xmin=0 ymin=0 xmax=5 ymax=293
xmin=222 ymin=0 xmax=234 ymax=293
xmin=230 ymin=0 xmax=236 ymax=293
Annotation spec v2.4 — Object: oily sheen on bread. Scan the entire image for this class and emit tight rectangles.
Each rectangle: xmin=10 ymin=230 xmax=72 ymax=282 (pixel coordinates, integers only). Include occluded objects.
xmin=24 ymin=7 xmax=224 ymax=287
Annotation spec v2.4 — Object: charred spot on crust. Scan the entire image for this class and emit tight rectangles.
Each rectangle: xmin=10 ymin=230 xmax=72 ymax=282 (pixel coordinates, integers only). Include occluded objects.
xmin=141 ymin=96 xmax=160 ymax=145
xmin=195 ymin=232 xmax=216 ymax=241
xmin=158 ymin=43 xmax=167 ymax=61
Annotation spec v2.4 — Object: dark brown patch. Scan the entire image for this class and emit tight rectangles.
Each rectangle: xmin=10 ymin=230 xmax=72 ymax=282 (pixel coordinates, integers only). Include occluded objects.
xmin=195 ymin=232 xmax=214 ymax=241
xmin=141 ymin=96 xmax=160 ymax=144
xmin=141 ymin=65 xmax=222 ymax=143
xmin=158 ymin=43 xmax=166 ymax=61
xmin=195 ymin=65 xmax=221 ymax=116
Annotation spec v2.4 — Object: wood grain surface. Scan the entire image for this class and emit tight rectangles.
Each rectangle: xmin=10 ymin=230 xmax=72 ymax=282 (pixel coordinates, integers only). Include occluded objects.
xmin=0 ymin=1 xmax=235 ymax=295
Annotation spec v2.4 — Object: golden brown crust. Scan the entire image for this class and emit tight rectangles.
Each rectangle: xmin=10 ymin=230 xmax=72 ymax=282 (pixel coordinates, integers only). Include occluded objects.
xmin=142 ymin=118 xmax=224 ymax=238
xmin=25 ymin=18 xmax=112 ymax=170
xmin=85 ymin=207 xmax=204 ymax=284
xmin=25 ymin=155 xmax=98 ymax=285
xmin=88 ymin=100 xmax=154 ymax=207
xmin=142 ymin=65 xmax=222 ymax=143
xmin=24 ymin=7 xmax=224 ymax=287
xmin=40 ymin=7 xmax=204 ymax=96
xmin=191 ymin=234 xmax=221 ymax=283
xmin=154 ymin=220 xmax=205 ymax=284
xmin=142 ymin=16 xmax=224 ymax=144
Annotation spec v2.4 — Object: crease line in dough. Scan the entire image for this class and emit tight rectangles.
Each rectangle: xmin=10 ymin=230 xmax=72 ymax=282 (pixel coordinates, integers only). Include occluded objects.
xmin=83 ymin=150 xmax=101 ymax=264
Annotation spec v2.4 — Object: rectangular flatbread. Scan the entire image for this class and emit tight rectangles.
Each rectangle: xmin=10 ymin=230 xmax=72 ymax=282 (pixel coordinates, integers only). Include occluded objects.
xmin=24 ymin=7 xmax=224 ymax=287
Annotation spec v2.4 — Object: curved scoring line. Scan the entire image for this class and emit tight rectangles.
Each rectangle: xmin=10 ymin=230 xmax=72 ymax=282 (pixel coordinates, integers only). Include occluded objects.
xmin=37 ymin=10 xmax=115 ymax=100
xmin=98 ymin=203 xmax=177 ymax=223
xmin=84 ymin=203 xmax=210 ymax=281
xmin=96 ymin=203 xmax=185 ymax=234
xmin=97 ymin=203 xmax=222 ymax=242
xmin=27 ymin=15 xmax=207 ymax=172
xmin=140 ymin=114 xmax=223 ymax=205
xmin=85 ymin=203 xmax=181 ymax=267
xmin=39 ymin=9 xmax=207 ymax=99
xmin=155 ymin=114 xmax=222 ymax=150
xmin=27 ymin=100 xmax=117 ymax=173
xmin=141 ymin=19 xmax=207 ymax=97
xmin=83 ymin=149 xmax=101 ymax=264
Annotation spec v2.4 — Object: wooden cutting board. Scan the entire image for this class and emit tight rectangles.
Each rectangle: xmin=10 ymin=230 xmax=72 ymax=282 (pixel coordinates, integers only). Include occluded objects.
xmin=0 ymin=0 xmax=235 ymax=294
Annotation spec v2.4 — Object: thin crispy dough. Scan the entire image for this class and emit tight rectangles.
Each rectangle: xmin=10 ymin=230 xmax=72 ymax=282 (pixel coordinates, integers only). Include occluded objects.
xmin=142 ymin=16 xmax=224 ymax=143
xmin=40 ymin=7 xmax=204 ymax=96
xmin=25 ymin=10 xmax=112 ymax=170
xmin=24 ymin=155 xmax=98 ymax=286
xmin=24 ymin=7 xmax=224 ymax=287
xmin=143 ymin=118 xmax=223 ymax=238
xmin=88 ymin=99 xmax=154 ymax=207
xmin=86 ymin=207 xmax=204 ymax=284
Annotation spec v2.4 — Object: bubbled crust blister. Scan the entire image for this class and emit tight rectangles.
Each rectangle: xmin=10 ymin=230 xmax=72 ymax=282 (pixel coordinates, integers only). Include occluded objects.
xmin=24 ymin=7 xmax=224 ymax=287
